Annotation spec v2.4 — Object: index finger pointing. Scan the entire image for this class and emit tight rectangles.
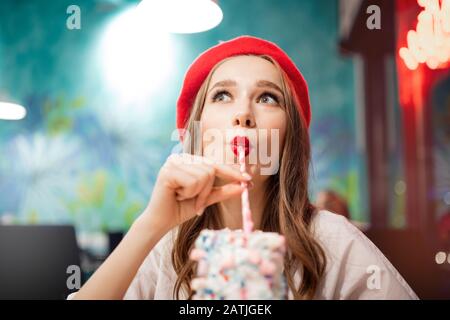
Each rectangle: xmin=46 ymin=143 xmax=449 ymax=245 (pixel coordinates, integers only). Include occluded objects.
xmin=211 ymin=163 xmax=252 ymax=182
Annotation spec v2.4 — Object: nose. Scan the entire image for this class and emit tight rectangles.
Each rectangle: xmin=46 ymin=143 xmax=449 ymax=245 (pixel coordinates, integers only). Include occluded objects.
xmin=232 ymin=111 xmax=256 ymax=128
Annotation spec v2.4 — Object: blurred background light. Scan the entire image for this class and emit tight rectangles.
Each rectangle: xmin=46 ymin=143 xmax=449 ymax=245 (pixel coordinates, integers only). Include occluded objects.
xmin=399 ymin=0 xmax=450 ymax=70
xmin=0 ymin=102 xmax=26 ymax=120
xmin=435 ymin=251 xmax=447 ymax=264
xmin=395 ymin=180 xmax=407 ymax=195
xmin=444 ymin=191 xmax=450 ymax=205
xmin=137 ymin=0 xmax=223 ymax=34
xmin=98 ymin=6 xmax=175 ymax=102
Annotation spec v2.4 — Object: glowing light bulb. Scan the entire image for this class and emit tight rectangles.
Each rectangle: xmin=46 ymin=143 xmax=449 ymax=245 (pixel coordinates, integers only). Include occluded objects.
xmin=399 ymin=0 xmax=450 ymax=70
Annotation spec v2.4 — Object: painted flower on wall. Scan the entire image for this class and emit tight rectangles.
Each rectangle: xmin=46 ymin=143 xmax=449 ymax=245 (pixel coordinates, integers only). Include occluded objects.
xmin=1 ymin=133 xmax=82 ymax=224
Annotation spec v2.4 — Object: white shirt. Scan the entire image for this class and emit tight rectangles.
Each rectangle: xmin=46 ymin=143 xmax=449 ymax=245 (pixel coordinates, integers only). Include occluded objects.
xmin=123 ymin=210 xmax=418 ymax=300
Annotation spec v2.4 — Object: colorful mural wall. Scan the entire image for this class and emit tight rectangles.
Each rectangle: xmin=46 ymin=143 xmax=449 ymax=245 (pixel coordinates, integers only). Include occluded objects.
xmin=0 ymin=0 xmax=365 ymax=232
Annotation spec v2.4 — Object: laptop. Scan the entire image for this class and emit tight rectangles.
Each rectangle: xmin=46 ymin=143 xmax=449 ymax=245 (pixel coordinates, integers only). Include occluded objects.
xmin=0 ymin=225 xmax=80 ymax=299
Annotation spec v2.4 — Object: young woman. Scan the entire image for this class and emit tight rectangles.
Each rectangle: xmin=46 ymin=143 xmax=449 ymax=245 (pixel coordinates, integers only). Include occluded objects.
xmin=72 ymin=36 xmax=418 ymax=300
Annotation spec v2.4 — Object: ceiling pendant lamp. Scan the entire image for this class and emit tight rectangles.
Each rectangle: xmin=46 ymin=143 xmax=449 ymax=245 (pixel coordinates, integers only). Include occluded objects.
xmin=0 ymin=102 xmax=26 ymax=120
xmin=137 ymin=0 xmax=223 ymax=34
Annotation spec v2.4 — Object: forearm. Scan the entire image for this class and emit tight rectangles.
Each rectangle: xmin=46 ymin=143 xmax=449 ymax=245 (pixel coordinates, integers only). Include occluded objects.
xmin=72 ymin=214 xmax=166 ymax=300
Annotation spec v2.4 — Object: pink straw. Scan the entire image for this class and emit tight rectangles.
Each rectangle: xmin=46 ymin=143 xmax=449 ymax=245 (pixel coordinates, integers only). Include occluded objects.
xmin=238 ymin=146 xmax=254 ymax=233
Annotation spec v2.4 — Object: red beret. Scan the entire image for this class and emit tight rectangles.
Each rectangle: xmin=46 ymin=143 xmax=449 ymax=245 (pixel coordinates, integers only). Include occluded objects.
xmin=176 ymin=35 xmax=311 ymax=130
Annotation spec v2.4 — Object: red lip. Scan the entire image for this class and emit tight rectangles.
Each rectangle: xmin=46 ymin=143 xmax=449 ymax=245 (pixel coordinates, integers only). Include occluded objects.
xmin=231 ymin=136 xmax=250 ymax=157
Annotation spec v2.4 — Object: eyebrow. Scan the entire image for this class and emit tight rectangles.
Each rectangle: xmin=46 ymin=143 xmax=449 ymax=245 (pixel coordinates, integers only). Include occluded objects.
xmin=207 ymin=79 xmax=283 ymax=96
xmin=207 ymin=80 xmax=237 ymax=95
xmin=255 ymin=80 xmax=283 ymax=95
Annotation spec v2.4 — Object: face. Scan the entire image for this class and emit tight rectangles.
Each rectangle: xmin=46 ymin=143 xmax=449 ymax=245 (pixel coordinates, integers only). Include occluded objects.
xmin=199 ymin=55 xmax=287 ymax=183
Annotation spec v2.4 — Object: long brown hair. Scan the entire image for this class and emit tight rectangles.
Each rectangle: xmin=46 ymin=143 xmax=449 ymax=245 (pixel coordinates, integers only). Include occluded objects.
xmin=171 ymin=54 xmax=326 ymax=299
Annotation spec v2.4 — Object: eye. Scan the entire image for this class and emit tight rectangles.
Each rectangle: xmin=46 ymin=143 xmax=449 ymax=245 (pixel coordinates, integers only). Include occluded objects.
xmin=258 ymin=92 xmax=280 ymax=105
xmin=212 ymin=90 xmax=232 ymax=102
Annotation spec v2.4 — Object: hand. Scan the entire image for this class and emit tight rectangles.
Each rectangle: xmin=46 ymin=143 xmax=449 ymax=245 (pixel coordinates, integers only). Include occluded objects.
xmin=142 ymin=153 xmax=251 ymax=234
